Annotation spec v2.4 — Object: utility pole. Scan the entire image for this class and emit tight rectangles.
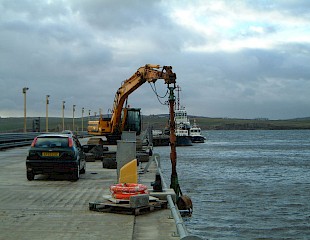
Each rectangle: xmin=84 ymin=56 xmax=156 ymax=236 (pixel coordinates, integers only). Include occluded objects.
xmin=82 ymin=107 xmax=84 ymax=131
xmin=46 ymin=95 xmax=50 ymax=132
xmin=99 ymin=108 xmax=102 ymax=119
xmin=22 ymin=87 xmax=29 ymax=132
xmin=72 ymin=105 xmax=76 ymax=131
xmin=62 ymin=101 xmax=65 ymax=131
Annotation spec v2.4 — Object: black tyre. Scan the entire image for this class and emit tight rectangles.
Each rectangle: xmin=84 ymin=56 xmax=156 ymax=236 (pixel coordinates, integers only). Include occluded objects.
xmin=27 ymin=171 xmax=35 ymax=181
xmin=71 ymin=164 xmax=80 ymax=181
xmin=80 ymin=164 xmax=86 ymax=174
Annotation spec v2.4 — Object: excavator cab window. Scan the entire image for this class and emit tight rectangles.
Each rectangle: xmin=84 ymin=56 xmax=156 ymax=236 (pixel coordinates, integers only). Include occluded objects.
xmin=125 ymin=108 xmax=141 ymax=135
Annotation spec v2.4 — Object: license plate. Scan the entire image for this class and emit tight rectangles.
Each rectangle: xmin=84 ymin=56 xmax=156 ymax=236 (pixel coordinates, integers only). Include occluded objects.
xmin=42 ymin=152 xmax=59 ymax=157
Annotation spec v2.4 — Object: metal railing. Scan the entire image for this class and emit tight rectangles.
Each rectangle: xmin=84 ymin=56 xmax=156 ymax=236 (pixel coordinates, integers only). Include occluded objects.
xmin=0 ymin=131 xmax=91 ymax=150
xmin=145 ymin=154 xmax=202 ymax=240
xmin=0 ymin=132 xmax=40 ymax=150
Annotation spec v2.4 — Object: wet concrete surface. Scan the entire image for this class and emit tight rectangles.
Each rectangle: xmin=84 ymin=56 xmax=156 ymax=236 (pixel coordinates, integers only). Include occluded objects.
xmin=0 ymin=145 xmax=177 ymax=240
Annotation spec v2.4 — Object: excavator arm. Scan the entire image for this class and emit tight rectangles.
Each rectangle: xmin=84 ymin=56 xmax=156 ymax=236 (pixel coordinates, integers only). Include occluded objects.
xmin=87 ymin=64 xmax=176 ymax=140
xmin=110 ymin=64 xmax=176 ymax=134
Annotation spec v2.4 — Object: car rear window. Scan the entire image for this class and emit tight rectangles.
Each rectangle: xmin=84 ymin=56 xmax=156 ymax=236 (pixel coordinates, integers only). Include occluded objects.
xmin=35 ymin=137 xmax=69 ymax=148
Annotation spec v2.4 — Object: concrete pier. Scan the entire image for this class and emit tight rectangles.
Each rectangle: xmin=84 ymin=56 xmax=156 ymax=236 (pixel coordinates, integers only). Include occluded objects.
xmin=0 ymin=146 xmax=179 ymax=240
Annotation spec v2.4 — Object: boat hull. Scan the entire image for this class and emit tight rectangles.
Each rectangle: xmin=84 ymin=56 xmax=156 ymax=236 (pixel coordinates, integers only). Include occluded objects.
xmin=152 ymin=135 xmax=193 ymax=146
xmin=152 ymin=135 xmax=170 ymax=146
xmin=190 ymin=136 xmax=205 ymax=143
xmin=176 ymin=136 xmax=192 ymax=146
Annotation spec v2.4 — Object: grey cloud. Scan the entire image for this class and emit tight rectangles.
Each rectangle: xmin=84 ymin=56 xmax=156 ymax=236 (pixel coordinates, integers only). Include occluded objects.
xmin=0 ymin=0 xmax=309 ymax=119
xmin=1 ymin=0 xmax=68 ymax=19
xmin=69 ymin=0 xmax=166 ymax=31
xmin=244 ymin=0 xmax=310 ymax=17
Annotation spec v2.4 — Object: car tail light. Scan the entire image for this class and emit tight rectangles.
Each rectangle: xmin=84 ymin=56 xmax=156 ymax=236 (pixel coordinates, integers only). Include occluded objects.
xmin=68 ymin=137 xmax=73 ymax=147
xmin=31 ymin=137 xmax=38 ymax=147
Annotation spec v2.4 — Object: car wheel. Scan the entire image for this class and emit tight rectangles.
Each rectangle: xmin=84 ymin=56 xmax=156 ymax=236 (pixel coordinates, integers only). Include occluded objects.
xmin=80 ymin=164 xmax=86 ymax=174
xmin=72 ymin=164 xmax=80 ymax=181
xmin=27 ymin=171 xmax=35 ymax=181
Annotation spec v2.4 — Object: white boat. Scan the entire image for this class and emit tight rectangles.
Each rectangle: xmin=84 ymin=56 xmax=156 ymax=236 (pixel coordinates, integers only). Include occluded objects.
xmin=175 ymin=107 xmax=190 ymax=127
xmin=189 ymin=119 xmax=206 ymax=143
xmin=174 ymin=107 xmax=192 ymax=146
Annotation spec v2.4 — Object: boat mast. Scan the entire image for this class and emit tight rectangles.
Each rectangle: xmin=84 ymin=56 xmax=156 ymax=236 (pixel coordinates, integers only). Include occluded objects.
xmin=176 ymin=85 xmax=181 ymax=110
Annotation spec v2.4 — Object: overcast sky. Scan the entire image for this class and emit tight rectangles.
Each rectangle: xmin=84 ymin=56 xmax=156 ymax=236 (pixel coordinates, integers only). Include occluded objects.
xmin=1 ymin=0 xmax=309 ymax=120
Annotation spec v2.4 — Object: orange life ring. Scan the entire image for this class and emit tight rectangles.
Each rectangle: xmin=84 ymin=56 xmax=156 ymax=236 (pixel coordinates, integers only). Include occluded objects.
xmin=110 ymin=183 xmax=148 ymax=199
xmin=112 ymin=192 xmax=139 ymax=200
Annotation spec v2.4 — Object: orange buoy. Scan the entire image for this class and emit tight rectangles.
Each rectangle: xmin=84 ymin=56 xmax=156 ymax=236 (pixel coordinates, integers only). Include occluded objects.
xmin=112 ymin=192 xmax=139 ymax=200
xmin=110 ymin=183 xmax=148 ymax=199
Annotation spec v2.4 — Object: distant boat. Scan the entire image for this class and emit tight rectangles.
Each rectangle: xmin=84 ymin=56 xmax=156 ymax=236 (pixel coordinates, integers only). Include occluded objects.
xmin=152 ymin=85 xmax=198 ymax=147
xmin=151 ymin=129 xmax=170 ymax=146
xmin=189 ymin=119 xmax=206 ymax=143
xmin=174 ymin=107 xmax=192 ymax=146
xmin=151 ymin=107 xmax=193 ymax=147
xmin=172 ymin=85 xmax=192 ymax=146
xmin=151 ymin=126 xmax=192 ymax=146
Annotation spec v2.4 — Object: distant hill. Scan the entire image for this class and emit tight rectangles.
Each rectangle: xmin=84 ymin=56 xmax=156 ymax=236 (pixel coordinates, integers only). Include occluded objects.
xmin=1 ymin=115 xmax=310 ymax=133
xmin=0 ymin=117 xmax=83 ymax=133
xmin=142 ymin=115 xmax=310 ymax=130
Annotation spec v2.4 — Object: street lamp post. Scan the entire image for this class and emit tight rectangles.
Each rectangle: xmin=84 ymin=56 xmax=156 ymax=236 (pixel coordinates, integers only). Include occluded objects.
xmin=46 ymin=95 xmax=50 ymax=132
xmin=88 ymin=110 xmax=91 ymax=121
xmin=62 ymin=101 xmax=65 ymax=131
xmin=99 ymin=108 xmax=102 ymax=119
xmin=82 ymin=107 xmax=84 ymax=132
xmin=22 ymin=87 xmax=29 ymax=132
xmin=73 ymin=105 xmax=76 ymax=131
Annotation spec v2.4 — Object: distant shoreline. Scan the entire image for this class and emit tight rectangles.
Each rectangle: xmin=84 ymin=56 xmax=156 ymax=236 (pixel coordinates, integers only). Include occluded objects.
xmin=1 ymin=116 xmax=310 ymax=132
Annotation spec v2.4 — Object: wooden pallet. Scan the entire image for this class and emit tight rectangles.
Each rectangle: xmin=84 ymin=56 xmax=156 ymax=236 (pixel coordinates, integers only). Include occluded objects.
xmin=89 ymin=200 xmax=167 ymax=215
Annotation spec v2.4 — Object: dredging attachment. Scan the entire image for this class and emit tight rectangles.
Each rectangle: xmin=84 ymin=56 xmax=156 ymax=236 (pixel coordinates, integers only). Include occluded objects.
xmin=168 ymin=85 xmax=193 ymax=215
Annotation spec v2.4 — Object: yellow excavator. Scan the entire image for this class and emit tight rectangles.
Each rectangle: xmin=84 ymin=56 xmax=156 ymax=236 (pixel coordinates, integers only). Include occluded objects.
xmin=87 ymin=64 xmax=176 ymax=143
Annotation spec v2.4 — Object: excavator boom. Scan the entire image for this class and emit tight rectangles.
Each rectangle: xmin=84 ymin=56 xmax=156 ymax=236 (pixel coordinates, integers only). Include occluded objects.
xmin=111 ymin=64 xmax=176 ymax=134
xmin=87 ymin=64 xmax=176 ymax=141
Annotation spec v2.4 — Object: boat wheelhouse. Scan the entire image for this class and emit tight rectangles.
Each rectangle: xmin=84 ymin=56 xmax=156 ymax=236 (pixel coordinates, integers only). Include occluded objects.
xmin=189 ymin=119 xmax=206 ymax=143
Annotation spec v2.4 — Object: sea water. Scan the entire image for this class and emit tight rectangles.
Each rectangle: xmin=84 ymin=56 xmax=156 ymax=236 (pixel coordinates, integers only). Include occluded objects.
xmin=154 ymin=130 xmax=310 ymax=240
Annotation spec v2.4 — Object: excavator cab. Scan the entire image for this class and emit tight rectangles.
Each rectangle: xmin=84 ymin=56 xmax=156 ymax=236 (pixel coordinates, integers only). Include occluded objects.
xmin=124 ymin=108 xmax=141 ymax=135
xmin=105 ymin=108 xmax=141 ymax=144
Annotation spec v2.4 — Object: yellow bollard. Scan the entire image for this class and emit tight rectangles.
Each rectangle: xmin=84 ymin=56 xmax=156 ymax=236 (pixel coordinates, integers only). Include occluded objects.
xmin=119 ymin=159 xmax=138 ymax=184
